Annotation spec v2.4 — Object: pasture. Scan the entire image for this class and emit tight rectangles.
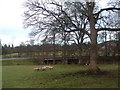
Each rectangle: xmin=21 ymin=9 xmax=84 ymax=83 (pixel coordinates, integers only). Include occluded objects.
xmin=2 ymin=64 xmax=119 ymax=88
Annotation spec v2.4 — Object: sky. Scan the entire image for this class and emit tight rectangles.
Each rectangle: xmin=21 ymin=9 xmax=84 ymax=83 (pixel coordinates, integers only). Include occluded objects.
xmin=0 ymin=0 xmax=109 ymax=47
xmin=0 ymin=0 xmax=31 ymax=46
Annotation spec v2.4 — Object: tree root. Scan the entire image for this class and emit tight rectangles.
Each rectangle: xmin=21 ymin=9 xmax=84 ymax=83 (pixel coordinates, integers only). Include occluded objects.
xmin=87 ymin=66 xmax=102 ymax=75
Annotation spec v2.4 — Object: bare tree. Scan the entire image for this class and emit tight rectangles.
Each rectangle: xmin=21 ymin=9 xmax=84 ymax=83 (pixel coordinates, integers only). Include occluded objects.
xmin=23 ymin=0 xmax=120 ymax=73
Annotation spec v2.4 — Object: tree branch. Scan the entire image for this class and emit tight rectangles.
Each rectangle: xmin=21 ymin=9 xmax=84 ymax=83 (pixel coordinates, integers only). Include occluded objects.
xmin=94 ymin=7 xmax=120 ymax=16
xmin=64 ymin=28 xmax=91 ymax=38
xmin=96 ymin=28 xmax=120 ymax=32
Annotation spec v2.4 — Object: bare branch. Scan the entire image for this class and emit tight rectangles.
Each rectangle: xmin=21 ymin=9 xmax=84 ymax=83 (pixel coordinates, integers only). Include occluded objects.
xmin=96 ymin=28 xmax=120 ymax=32
xmin=94 ymin=7 xmax=120 ymax=18
xmin=64 ymin=28 xmax=91 ymax=38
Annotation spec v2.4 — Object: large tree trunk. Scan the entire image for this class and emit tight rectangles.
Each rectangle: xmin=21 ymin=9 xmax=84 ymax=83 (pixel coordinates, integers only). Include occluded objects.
xmin=89 ymin=16 xmax=101 ymax=73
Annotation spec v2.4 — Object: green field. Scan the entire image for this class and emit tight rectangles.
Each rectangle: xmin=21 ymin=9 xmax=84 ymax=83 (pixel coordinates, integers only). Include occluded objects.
xmin=2 ymin=64 xmax=119 ymax=88
xmin=2 ymin=59 xmax=35 ymax=66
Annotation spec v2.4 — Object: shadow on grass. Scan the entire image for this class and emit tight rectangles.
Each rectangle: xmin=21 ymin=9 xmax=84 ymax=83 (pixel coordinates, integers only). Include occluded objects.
xmin=62 ymin=70 xmax=118 ymax=78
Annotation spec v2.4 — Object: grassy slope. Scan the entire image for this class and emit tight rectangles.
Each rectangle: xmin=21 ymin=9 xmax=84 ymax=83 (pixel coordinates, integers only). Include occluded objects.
xmin=2 ymin=64 xmax=118 ymax=88
xmin=2 ymin=59 xmax=35 ymax=65
xmin=0 ymin=66 xmax=2 ymax=89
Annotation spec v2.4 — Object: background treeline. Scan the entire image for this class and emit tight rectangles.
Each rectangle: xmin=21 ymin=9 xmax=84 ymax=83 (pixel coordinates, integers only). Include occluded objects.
xmin=2 ymin=38 xmax=120 ymax=58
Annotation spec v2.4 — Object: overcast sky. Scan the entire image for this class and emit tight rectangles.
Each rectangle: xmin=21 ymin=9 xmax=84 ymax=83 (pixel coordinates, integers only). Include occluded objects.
xmin=0 ymin=0 xmax=31 ymax=46
xmin=0 ymin=0 xmax=108 ymax=46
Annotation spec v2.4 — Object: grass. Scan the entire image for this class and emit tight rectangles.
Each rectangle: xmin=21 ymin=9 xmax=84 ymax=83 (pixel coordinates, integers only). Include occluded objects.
xmin=0 ymin=66 xmax=2 ymax=89
xmin=2 ymin=59 xmax=35 ymax=65
xmin=2 ymin=64 xmax=119 ymax=88
xmin=2 ymin=53 xmax=19 ymax=58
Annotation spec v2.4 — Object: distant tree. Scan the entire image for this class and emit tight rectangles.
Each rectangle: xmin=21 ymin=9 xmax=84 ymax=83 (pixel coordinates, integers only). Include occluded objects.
xmin=2 ymin=44 xmax=9 ymax=55
xmin=116 ymin=32 xmax=120 ymax=55
xmin=98 ymin=31 xmax=108 ymax=56
xmin=29 ymin=39 xmax=35 ymax=46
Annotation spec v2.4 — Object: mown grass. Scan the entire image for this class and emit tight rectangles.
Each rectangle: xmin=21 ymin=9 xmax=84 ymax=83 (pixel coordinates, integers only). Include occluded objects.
xmin=2 ymin=64 xmax=118 ymax=88
xmin=0 ymin=66 xmax=2 ymax=89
